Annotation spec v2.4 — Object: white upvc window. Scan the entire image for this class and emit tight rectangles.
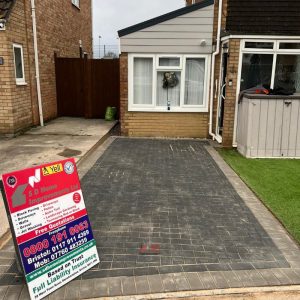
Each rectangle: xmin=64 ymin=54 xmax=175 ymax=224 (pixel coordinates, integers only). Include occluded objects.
xmin=128 ymin=54 xmax=210 ymax=112
xmin=13 ymin=44 xmax=26 ymax=85
xmin=240 ymin=40 xmax=300 ymax=93
xmin=72 ymin=0 xmax=80 ymax=8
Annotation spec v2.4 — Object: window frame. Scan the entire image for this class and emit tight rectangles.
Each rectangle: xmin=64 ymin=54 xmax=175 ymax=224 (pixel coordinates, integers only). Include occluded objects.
xmin=240 ymin=39 xmax=300 ymax=89
xmin=128 ymin=53 xmax=210 ymax=112
xmin=156 ymin=55 xmax=182 ymax=70
xmin=13 ymin=43 xmax=26 ymax=85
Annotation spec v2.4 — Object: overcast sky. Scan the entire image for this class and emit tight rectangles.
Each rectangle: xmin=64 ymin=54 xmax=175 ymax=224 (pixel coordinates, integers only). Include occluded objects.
xmin=93 ymin=0 xmax=185 ymax=46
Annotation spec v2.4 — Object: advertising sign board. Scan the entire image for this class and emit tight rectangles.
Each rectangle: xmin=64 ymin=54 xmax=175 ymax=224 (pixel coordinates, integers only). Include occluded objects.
xmin=1 ymin=159 xmax=99 ymax=300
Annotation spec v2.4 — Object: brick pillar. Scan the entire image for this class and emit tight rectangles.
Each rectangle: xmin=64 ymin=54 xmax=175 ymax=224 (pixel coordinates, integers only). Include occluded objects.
xmin=222 ymin=39 xmax=240 ymax=147
xmin=119 ymin=53 xmax=129 ymax=136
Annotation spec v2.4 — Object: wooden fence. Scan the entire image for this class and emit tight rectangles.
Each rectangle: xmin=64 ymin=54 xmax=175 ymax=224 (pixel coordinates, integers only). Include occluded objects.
xmin=55 ymin=57 xmax=120 ymax=119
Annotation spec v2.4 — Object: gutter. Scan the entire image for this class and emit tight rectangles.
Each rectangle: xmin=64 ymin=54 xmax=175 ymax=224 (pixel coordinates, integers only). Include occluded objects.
xmin=30 ymin=0 xmax=44 ymax=127
xmin=209 ymin=0 xmax=223 ymax=141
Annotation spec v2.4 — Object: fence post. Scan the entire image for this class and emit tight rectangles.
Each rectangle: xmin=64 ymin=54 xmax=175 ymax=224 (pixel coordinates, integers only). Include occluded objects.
xmin=83 ymin=55 xmax=92 ymax=118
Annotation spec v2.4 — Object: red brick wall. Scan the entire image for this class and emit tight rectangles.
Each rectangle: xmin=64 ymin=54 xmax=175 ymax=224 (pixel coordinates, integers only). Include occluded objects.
xmin=0 ymin=0 xmax=32 ymax=134
xmin=221 ymin=39 xmax=240 ymax=147
xmin=0 ymin=0 xmax=92 ymax=134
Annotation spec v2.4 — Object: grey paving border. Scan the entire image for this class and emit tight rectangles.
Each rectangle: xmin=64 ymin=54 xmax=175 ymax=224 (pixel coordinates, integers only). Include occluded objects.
xmin=0 ymin=139 xmax=300 ymax=299
xmin=205 ymin=145 xmax=300 ymax=270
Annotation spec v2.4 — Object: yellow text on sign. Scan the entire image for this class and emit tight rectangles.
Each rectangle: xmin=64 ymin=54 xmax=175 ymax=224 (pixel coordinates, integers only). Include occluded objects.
xmin=42 ymin=164 xmax=63 ymax=176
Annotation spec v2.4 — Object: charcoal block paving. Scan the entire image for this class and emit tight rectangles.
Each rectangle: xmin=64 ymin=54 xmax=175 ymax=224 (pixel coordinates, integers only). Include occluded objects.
xmin=80 ymin=139 xmax=288 ymax=278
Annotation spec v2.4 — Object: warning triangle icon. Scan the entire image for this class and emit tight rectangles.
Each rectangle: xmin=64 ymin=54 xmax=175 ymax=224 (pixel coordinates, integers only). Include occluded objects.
xmin=43 ymin=167 xmax=50 ymax=176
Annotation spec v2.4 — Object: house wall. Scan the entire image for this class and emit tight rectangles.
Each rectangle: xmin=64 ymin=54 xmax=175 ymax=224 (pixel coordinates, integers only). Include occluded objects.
xmin=120 ymin=5 xmax=214 ymax=54
xmin=0 ymin=0 xmax=32 ymax=134
xmin=32 ymin=0 xmax=92 ymax=124
xmin=0 ymin=0 xmax=92 ymax=134
xmin=120 ymin=53 xmax=209 ymax=138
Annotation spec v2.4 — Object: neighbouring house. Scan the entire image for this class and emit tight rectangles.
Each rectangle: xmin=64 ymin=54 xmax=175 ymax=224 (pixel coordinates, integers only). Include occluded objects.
xmin=0 ymin=0 xmax=92 ymax=135
xmin=118 ymin=0 xmax=300 ymax=153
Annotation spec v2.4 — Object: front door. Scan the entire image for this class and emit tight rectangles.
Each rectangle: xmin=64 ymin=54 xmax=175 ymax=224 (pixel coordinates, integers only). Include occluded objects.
xmin=216 ymin=43 xmax=228 ymax=139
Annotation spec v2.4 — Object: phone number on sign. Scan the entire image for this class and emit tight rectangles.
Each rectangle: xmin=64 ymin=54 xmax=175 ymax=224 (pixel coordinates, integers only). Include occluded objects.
xmin=19 ymin=216 xmax=95 ymax=274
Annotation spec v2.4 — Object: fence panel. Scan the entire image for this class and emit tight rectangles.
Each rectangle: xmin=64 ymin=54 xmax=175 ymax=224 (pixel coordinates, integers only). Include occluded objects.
xmin=55 ymin=57 xmax=120 ymax=119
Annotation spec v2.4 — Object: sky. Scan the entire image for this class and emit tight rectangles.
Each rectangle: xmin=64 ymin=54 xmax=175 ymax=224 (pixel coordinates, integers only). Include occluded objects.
xmin=93 ymin=0 xmax=185 ymax=48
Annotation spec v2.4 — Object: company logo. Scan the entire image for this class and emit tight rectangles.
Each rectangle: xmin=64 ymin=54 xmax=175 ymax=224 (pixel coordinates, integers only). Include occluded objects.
xmin=64 ymin=161 xmax=74 ymax=175
xmin=28 ymin=169 xmax=41 ymax=188
xmin=6 ymin=176 xmax=17 ymax=188
xmin=73 ymin=192 xmax=81 ymax=204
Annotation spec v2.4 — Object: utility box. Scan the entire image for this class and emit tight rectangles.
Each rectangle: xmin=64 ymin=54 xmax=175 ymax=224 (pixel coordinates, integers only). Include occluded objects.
xmin=237 ymin=94 xmax=300 ymax=158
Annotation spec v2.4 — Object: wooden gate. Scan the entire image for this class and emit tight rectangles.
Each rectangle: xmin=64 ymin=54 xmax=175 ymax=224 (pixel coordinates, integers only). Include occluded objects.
xmin=55 ymin=57 xmax=120 ymax=119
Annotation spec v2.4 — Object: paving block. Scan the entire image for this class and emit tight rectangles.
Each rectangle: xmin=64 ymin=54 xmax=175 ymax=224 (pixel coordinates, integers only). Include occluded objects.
xmin=197 ymin=272 xmax=217 ymax=290
xmin=135 ymin=275 xmax=150 ymax=294
xmin=147 ymin=274 xmax=164 ymax=293
xmin=185 ymin=272 xmax=203 ymax=290
xmin=108 ymin=277 xmax=122 ymax=296
xmin=3 ymin=285 xmax=22 ymax=300
xmin=121 ymin=277 xmax=136 ymax=296
xmin=173 ymin=273 xmax=190 ymax=291
xmin=161 ymin=274 xmax=177 ymax=292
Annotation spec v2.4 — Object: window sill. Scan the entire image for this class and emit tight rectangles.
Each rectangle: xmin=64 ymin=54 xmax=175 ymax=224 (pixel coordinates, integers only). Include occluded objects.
xmin=16 ymin=82 xmax=27 ymax=86
xmin=128 ymin=107 xmax=209 ymax=113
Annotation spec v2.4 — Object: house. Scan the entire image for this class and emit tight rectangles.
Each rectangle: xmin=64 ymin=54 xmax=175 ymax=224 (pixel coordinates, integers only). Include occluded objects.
xmin=118 ymin=0 xmax=300 ymax=148
xmin=0 ymin=0 xmax=92 ymax=135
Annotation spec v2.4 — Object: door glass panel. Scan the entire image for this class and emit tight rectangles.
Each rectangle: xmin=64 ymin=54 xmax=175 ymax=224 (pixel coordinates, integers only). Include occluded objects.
xmin=240 ymin=54 xmax=273 ymax=91
xmin=274 ymin=55 xmax=300 ymax=93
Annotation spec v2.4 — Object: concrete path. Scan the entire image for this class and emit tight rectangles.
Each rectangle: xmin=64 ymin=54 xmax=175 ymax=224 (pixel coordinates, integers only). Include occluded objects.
xmin=0 ymin=117 xmax=117 ymax=237
xmin=0 ymin=137 xmax=299 ymax=299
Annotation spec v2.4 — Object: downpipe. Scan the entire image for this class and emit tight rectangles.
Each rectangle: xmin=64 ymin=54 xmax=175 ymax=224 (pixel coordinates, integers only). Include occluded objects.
xmin=30 ymin=0 xmax=44 ymax=127
xmin=209 ymin=0 xmax=223 ymax=140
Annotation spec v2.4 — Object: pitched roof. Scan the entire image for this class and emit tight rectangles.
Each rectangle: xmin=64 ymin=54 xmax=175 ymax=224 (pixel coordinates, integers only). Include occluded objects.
xmin=118 ymin=0 xmax=214 ymax=37
xmin=0 ymin=0 xmax=15 ymax=20
xmin=226 ymin=0 xmax=300 ymax=36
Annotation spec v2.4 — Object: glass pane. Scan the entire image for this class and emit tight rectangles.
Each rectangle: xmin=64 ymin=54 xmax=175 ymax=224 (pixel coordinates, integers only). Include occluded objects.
xmin=14 ymin=47 xmax=23 ymax=79
xmin=279 ymin=43 xmax=300 ymax=50
xmin=184 ymin=58 xmax=205 ymax=105
xmin=159 ymin=57 xmax=180 ymax=67
xmin=157 ymin=71 xmax=181 ymax=107
xmin=245 ymin=42 xmax=274 ymax=49
xmin=240 ymin=54 xmax=273 ymax=91
xmin=72 ymin=0 xmax=80 ymax=6
xmin=133 ymin=57 xmax=153 ymax=105
xmin=274 ymin=55 xmax=300 ymax=93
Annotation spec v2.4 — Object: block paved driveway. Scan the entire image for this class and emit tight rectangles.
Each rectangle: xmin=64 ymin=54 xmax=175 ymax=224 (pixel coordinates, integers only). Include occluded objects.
xmin=1 ymin=138 xmax=300 ymax=299
xmin=81 ymin=138 xmax=290 ymax=278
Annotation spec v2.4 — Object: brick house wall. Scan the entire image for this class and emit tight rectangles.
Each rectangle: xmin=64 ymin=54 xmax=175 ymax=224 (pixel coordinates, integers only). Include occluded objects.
xmin=0 ymin=0 xmax=92 ymax=134
xmin=0 ymin=0 xmax=32 ymax=134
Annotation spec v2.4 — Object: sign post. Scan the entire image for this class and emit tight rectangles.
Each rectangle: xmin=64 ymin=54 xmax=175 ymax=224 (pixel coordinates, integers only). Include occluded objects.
xmin=0 ymin=159 xmax=99 ymax=300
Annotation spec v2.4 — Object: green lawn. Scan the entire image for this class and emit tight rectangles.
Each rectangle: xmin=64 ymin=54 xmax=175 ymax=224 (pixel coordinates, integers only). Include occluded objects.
xmin=218 ymin=149 xmax=300 ymax=244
